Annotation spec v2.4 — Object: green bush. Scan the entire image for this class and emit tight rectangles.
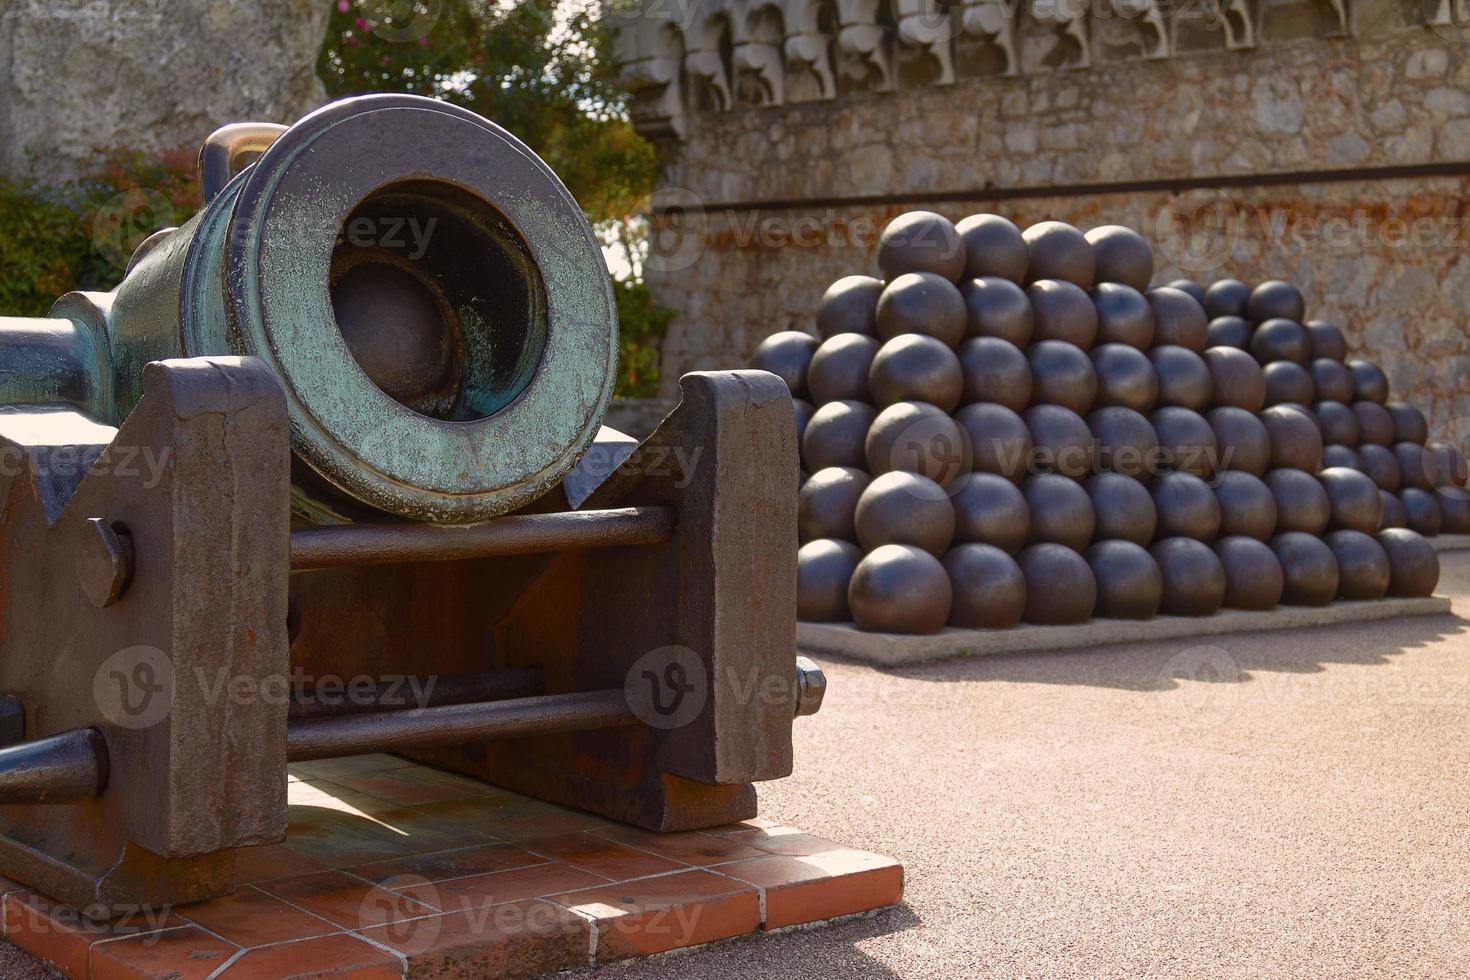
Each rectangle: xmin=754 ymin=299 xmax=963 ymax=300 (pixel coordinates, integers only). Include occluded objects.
xmin=0 ymin=147 xmax=196 ymax=317
xmin=613 ymin=278 xmax=675 ymax=399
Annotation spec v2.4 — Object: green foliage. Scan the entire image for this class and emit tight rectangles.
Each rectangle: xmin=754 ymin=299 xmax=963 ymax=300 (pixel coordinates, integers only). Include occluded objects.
xmin=316 ymin=0 xmax=656 ymax=227
xmin=0 ymin=148 xmax=196 ymax=317
xmin=613 ymin=278 xmax=674 ymax=398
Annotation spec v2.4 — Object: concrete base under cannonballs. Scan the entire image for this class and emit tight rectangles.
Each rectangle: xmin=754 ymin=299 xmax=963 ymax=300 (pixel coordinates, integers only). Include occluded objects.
xmin=1428 ymin=534 xmax=1470 ymax=553
xmin=799 ymin=596 xmax=1453 ymax=667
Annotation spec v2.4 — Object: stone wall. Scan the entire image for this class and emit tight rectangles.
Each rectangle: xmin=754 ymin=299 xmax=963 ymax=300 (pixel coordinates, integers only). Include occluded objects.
xmin=617 ymin=0 xmax=1470 ymax=431
xmin=0 ymin=0 xmax=330 ymax=180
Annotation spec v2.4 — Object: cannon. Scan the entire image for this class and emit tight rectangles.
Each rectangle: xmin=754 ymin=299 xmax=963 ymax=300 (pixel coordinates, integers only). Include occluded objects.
xmin=0 ymin=94 xmax=822 ymax=912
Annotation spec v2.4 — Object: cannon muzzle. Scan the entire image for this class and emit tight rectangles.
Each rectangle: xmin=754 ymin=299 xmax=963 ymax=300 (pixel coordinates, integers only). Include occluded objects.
xmin=0 ymin=94 xmax=617 ymax=524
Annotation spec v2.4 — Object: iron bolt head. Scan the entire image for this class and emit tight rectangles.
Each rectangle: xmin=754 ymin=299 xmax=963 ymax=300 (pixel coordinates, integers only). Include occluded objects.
xmin=76 ymin=518 xmax=134 ymax=609
xmin=794 ymin=656 xmax=826 ymax=717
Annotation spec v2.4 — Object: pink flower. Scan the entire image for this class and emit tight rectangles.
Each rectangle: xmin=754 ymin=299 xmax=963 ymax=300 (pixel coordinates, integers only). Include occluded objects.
xmin=337 ymin=0 xmax=349 ymax=11
xmin=418 ymin=36 xmax=429 ymax=46
xmin=355 ymin=17 xmax=369 ymax=30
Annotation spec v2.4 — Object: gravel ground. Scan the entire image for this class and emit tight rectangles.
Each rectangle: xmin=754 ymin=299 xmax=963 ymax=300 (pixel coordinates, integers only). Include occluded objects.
xmin=6 ymin=552 xmax=1470 ymax=978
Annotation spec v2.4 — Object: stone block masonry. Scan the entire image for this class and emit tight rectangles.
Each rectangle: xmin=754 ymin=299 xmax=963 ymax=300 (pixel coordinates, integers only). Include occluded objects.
xmin=619 ymin=0 xmax=1470 ymax=433
xmin=0 ymin=0 xmax=330 ymax=180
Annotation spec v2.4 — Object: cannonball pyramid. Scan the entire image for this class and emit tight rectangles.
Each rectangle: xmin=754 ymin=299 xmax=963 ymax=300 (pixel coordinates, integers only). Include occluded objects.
xmin=753 ymin=211 xmax=1460 ymax=635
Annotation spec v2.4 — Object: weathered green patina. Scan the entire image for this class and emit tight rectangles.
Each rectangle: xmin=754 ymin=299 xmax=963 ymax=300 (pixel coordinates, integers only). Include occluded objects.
xmin=0 ymin=94 xmax=618 ymax=525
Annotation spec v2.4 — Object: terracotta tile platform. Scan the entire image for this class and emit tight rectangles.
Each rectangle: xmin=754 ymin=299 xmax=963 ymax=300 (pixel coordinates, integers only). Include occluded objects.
xmin=1 ymin=755 xmax=903 ymax=978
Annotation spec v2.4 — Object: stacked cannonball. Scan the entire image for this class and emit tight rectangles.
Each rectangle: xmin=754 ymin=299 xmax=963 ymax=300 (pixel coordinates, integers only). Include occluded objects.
xmin=752 ymin=211 xmax=1454 ymax=635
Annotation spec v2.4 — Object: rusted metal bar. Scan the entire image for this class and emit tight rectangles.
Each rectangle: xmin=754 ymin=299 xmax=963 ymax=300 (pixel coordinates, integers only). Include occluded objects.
xmin=285 ymin=690 xmax=637 ymax=762
xmin=287 ymin=667 xmax=545 ymax=721
xmin=0 ymin=729 xmax=108 ymax=804
xmin=289 ymin=506 xmax=675 ymax=571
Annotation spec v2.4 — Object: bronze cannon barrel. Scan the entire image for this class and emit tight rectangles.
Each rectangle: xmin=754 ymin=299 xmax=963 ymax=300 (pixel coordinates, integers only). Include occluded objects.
xmin=0 ymin=94 xmax=618 ymax=524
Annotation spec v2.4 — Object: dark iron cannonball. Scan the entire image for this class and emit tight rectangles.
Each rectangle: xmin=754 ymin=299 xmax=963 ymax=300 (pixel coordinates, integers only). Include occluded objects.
xmin=1018 ymin=544 xmax=1096 ymax=624
xmin=1358 ymin=442 xmax=1401 ymax=491
xmin=751 ymin=331 xmax=819 ymax=399
xmin=1023 ymin=473 xmax=1096 ymax=551
xmin=1437 ymin=486 xmax=1470 ymax=534
xmin=1386 ymin=402 xmax=1429 ymax=445
xmin=1322 ymin=445 xmax=1363 ymax=471
xmin=1249 ymin=318 xmax=1310 ymax=365
xmin=1147 ymin=288 xmax=1209 ymax=351
xmin=1347 ymin=358 xmax=1389 ymax=404
xmin=958 ymin=337 xmax=1032 ymax=411
xmin=1377 ymin=527 xmax=1439 ymax=596
xmin=1399 ymin=487 xmax=1443 ymax=536
xmin=1429 ymin=440 xmax=1469 ymax=486
xmin=1085 ymin=540 xmax=1163 ymax=619
xmin=878 ymin=210 xmax=966 ymax=283
xmin=1310 ymin=358 xmax=1354 ymax=403
xmin=1315 ymin=401 xmax=1360 ymax=447
xmin=1150 ymin=537 xmax=1227 ymax=616
xmin=1029 ymin=340 xmax=1098 ymax=414
xmin=865 ymin=401 xmax=969 ymax=485
xmin=1393 ymin=442 xmax=1442 ymax=491
xmin=1261 ymin=404 xmax=1323 ymax=472
xmin=951 ymin=472 xmax=1030 ymax=553
xmin=854 ymin=471 xmax=956 ymax=556
xmin=1353 ymin=401 xmax=1395 ymax=447
xmin=1024 ymin=404 xmax=1095 ymax=479
xmin=957 ymin=403 xmax=1032 ymax=483
xmin=1165 ymin=279 xmax=1206 ymax=304
xmin=1246 ymin=280 xmax=1306 ymax=324
xmin=798 ymin=466 xmax=871 ymax=542
xmin=1152 ymin=407 xmax=1218 ymax=479
xmin=1265 ymin=468 xmax=1330 ymax=535
xmin=1023 ymin=221 xmax=1095 ymax=289
xmin=957 ymin=213 xmax=1029 ymax=284
xmin=1270 ymin=531 xmax=1339 ymax=606
xmin=1208 ymin=407 xmax=1271 ymax=476
xmin=1206 ymin=315 xmax=1252 ymax=351
xmin=943 ymin=544 xmax=1027 ymax=629
xmin=868 ymin=334 xmax=964 ymax=411
xmin=1215 ymin=536 xmax=1284 ymax=610
xmin=797 ymin=539 xmax=864 ymax=622
xmin=1214 ymin=470 xmax=1278 ymax=541
xmin=875 ymin=272 xmax=967 ymax=346
xmin=1203 ymin=278 xmax=1252 ymax=319
xmin=1324 ymin=529 xmax=1389 ymax=600
xmin=849 ymin=544 xmax=953 ymax=634
xmin=1380 ymin=489 xmax=1407 ymax=529
xmin=961 ymin=276 xmax=1033 ymax=346
xmin=1091 ymin=343 xmax=1157 ymax=412
xmin=1263 ymin=361 xmax=1316 ymax=408
xmin=1304 ymin=319 xmax=1348 ymax=361
xmin=1150 ymin=346 xmax=1213 ymax=411
xmin=1087 ymin=472 xmax=1158 ymax=545
xmin=1084 ymin=225 xmax=1154 ymax=291
xmin=1319 ymin=466 xmax=1382 ymax=533
xmin=807 ymin=332 xmax=881 ymax=405
xmin=1203 ymin=346 xmax=1265 ymax=412
xmin=802 ymin=399 xmax=877 ymax=471
xmin=795 ymin=398 xmax=814 ymax=449
xmin=1153 ymin=472 xmax=1222 ymax=542
xmin=1088 ymin=407 xmax=1161 ymax=482
xmin=817 ymin=276 xmax=881 ymax=340
xmin=1028 ymin=279 xmax=1099 ymax=350
xmin=1092 ymin=282 xmax=1155 ymax=350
